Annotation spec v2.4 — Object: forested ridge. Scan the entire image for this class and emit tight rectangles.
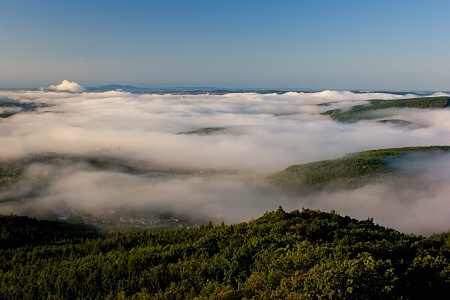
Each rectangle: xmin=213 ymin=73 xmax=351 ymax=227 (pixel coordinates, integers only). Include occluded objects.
xmin=1 ymin=208 xmax=450 ymax=299
xmin=270 ymin=146 xmax=450 ymax=193
xmin=322 ymin=96 xmax=450 ymax=122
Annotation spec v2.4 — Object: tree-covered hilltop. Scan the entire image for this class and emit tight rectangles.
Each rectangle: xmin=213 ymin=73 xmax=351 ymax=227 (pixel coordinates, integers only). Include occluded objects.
xmin=270 ymin=146 xmax=450 ymax=193
xmin=322 ymin=96 xmax=449 ymax=122
xmin=1 ymin=208 xmax=450 ymax=299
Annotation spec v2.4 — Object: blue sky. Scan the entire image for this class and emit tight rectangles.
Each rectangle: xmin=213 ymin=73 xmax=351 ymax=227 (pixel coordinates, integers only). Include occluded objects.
xmin=1 ymin=0 xmax=450 ymax=90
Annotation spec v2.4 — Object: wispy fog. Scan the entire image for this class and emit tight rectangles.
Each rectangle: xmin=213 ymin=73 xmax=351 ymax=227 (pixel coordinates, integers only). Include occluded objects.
xmin=1 ymin=85 xmax=450 ymax=235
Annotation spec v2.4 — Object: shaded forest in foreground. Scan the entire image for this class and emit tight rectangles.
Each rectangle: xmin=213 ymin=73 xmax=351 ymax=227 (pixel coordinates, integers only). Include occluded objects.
xmin=1 ymin=208 xmax=450 ymax=299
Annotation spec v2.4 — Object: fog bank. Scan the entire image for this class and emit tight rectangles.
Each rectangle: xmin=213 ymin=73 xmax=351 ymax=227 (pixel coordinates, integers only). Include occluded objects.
xmin=1 ymin=87 xmax=450 ymax=234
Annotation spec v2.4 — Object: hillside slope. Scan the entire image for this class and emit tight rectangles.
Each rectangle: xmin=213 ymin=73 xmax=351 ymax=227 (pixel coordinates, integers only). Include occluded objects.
xmin=270 ymin=146 xmax=450 ymax=193
xmin=322 ymin=96 xmax=449 ymax=122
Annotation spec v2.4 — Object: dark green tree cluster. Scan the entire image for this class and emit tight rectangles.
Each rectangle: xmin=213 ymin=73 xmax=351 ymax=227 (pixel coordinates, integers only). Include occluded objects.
xmin=0 ymin=214 xmax=100 ymax=249
xmin=1 ymin=208 xmax=450 ymax=299
xmin=0 ymin=98 xmax=52 ymax=118
xmin=177 ymin=127 xmax=226 ymax=135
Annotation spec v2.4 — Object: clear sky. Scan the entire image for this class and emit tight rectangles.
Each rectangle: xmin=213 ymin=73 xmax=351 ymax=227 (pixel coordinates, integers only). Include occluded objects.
xmin=1 ymin=0 xmax=450 ymax=90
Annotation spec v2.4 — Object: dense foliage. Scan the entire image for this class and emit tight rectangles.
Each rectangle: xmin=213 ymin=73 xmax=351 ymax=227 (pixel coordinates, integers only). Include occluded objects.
xmin=323 ymin=96 xmax=449 ymax=122
xmin=270 ymin=146 xmax=450 ymax=192
xmin=0 ymin=214 xmax=100 ymax=249
xmin=1 ymin=208 xmax=450 ymax=299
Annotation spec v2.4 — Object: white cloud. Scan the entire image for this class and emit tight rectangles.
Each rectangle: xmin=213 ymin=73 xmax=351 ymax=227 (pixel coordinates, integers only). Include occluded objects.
xmin=48 ymin=80 xmax=86 ymax=92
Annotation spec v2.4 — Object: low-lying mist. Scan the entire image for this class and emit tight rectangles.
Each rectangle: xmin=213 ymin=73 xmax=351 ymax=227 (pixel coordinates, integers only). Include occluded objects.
xmin=1 ymin=86 xmax=450 ymax=235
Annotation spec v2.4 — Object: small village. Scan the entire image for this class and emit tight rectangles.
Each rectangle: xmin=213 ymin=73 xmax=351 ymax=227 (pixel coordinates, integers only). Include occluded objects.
xmin=53 ymin=206 xmax=199 ymax=230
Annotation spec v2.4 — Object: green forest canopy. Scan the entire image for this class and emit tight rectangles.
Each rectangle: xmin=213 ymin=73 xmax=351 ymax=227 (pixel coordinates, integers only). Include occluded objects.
xmin=1 ymin=208 xmax=450 ymax=299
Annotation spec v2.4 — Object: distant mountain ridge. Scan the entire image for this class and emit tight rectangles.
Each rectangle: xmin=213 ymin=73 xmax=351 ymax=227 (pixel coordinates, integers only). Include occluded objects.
xmin=86 ymin=84 xmax=150 ymax=93
xmin=85 ymin=84 xmax=442 ymax=95
xmin=86 ymin=84 xmax=304 ymax=94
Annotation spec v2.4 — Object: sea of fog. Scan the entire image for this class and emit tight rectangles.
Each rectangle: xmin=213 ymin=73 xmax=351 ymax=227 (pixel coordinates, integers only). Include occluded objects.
xmin=1 ymin=82 xmax=450 ymax=235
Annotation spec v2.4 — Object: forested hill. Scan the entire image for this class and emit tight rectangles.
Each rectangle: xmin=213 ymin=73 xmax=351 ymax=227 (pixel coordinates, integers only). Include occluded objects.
xmin=1 ymin=208 xmax=450 ymax=299
xmin=322 ymin=96 xmax=450 ymax=122
xmin=270 ymin=146 xmax=450 ymax=193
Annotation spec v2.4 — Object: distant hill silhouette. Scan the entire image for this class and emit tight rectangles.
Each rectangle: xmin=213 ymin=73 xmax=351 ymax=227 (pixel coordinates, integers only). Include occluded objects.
xmin=86 ymin=84 xmax=149 ymax=93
